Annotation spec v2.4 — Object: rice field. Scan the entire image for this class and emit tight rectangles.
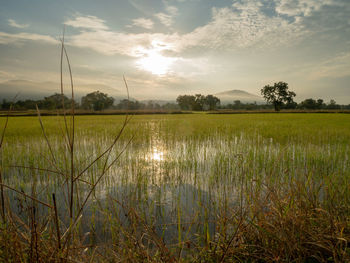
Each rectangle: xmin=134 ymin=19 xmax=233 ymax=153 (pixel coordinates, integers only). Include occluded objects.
xmin=1 ymin=113 xmax=350 ymax=262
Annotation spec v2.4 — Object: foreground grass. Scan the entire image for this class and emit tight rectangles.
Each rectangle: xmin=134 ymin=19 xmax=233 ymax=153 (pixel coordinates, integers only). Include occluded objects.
xmin=0 ymin=113 xmax=349 ymax=262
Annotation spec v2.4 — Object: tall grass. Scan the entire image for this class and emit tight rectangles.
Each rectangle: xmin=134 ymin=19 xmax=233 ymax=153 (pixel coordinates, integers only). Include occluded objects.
xmin=1 ymin=113 xmax=349 ymax=262
xmin=0 ymin=36 xmax=134 ymax=262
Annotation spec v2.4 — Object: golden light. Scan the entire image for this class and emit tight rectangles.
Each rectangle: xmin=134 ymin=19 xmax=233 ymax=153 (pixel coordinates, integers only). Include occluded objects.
xmin=135 ymin=41 xmax=177 ymax=75
xmin=151 ymin=147 xmax=164 ymax=161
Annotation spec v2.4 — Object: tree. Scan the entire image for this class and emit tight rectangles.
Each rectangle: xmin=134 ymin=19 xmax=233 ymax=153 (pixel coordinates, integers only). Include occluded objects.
xmin=299 ymin=98 xmax=325 ymax=110
xmin=326 ymin=99 xmax=341 ymax=110
xmin=299 ymin=98 xmax=318 ymax=109
xmin=116 ymin=99 xmax=144 ymax=110
xmin=193 ymin=94 xmax=206 ymax=111
xmin=14 ymin=99 xmax=37 ymax=110
xmin=316 ymin=99 xmax=325 ymax=109
xmin=81 ymin=91 xmax=114 ymax=111
xmin=1 ymin=99 xmax=12 ymax=110
xmin=261 ymin=82 xmax=296 ymax=111
xmin=176 ymin=94 xmax=220 ymax=111
xmin=41 ymin=93 xmax=72 ymax=110
xmin=176 ymin=95 xmax=196 ymax=110
xmin=204 ymin=95 xmax=220 ymax=110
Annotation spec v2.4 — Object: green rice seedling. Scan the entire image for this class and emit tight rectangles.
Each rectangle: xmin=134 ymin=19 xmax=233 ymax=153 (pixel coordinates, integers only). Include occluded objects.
xmin=1 ymin=112 xmax=350 ymax=261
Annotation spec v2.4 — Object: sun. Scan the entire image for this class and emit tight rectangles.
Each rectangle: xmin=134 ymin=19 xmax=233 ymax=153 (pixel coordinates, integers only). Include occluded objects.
xmin=135 ymin=42 xmax=177 ymax=75
xmin=137 ymin=50 xmax=176 ymax=75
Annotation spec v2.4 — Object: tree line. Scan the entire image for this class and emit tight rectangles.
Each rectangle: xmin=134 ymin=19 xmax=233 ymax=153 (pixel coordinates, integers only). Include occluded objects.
xmin=1 ymin=85 xmax=349 ymax=111
xmin=0 ymin=91 xmax=179 ymax=111
xmin=259 ymin=81 xmax=350 ymax=111
xmin=219 ymin=99 xmax=349 ymax=110
xmin=176 ymin=94 xmax=220 ymax=110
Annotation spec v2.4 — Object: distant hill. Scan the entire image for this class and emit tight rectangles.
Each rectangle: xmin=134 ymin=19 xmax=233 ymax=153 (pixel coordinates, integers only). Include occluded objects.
xmin=0 ymin=80 xmax=129 ymax=101
xmin=215 ymin=89 xmax=264 ymax=104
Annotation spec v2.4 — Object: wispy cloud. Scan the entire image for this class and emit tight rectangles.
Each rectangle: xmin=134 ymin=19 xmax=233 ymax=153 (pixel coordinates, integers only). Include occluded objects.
xmin=308 ymin=52 xmax=350 ymax=80
xmin=1 ymin=0 xmax=343 ymax=71
xmin=0 ymin=32 xmax=58 ymax=45
xmin=67 ymin=29 xmax=153 ymax=56
xmin=64 ymin=15 xmax=108 ymax=30
xmin=154 ymin=4 xmax=178 ymax=27
xmin=68 ymin=0 xmax=336 ymax=58
xmin=275 ymin=0 xmax=334 ymax=17
xmin=166 ymin=5 xmax=179 ymax=16
xmin=0 ymin=70 xmax=16 ymax=82
xmin=176 ymin=3 xmax=304 ymax=51
xmin=154 ymin=12 xmax=174 ymax=27
xmin=8 ymin=19 xmax=29 ymax=28
xmin=64 ymin=4 xmax=303 ymax=59
xmin=130 ymin=18 xmax=154 ymax=29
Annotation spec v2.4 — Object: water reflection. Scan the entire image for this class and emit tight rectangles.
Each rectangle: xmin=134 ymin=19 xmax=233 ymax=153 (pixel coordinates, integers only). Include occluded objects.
xmin=150 ymin=146 xmax=164 ymax=161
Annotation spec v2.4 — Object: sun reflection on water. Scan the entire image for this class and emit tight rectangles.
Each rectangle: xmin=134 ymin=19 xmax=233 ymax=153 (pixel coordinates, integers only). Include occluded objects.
xmin=148 ymin=146 xmax=164 ymax=161
xmin=151 ymin=148 xmax=164 ymax=161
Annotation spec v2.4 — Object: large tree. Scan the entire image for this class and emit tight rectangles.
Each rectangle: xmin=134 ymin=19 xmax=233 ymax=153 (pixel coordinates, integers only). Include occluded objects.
xmin=261 ymin=82 xmax=296 ymax=111
xmin=81 ymin=91 xmax=114 ymax=111
xmin=193 ymin=94 xmax=206 ymax=111
xmin=41 ymin=93 xmax=72 ymax=110
xmin=176 ymin=95 xmax=196 ymax=110
xmin=205 ymin=95 xmax=220 ymax=110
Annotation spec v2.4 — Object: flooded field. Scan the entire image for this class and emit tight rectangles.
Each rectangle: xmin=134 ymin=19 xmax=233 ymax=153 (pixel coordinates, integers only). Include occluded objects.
xmin=1 ymin=113 xmax=350 ymax=261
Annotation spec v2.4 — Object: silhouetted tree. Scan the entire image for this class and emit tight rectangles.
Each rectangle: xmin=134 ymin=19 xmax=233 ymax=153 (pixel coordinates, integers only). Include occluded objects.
xmin=1 ymin=99 xmax=12 ymax=110
xmin=298 ymin=98 xmax=327 ymax=109
xmin=204 ymin=95 xmax=220 ymax=110
xmin=317 ymin=99 xmax=325 ymax=109
xmin=326 ymin=99 xmax=341 ymax=109
xmin=299 ymin=98 xmax=318 ymax=109
xmin=13 ymin=99 xmax=37 ymax=110
xmin=193 ymin=94 xmax=205 ymax=110
xmin=176 ymin=94 xmax=220 ymax=111
xmin=261 ymin=82 xmax=296 ymax=111
xmin=176 ymin=95 xmax=196 ymax=110
xmin=81 ymin=91 xmax=114 ymax=111
xmin=41 ymin=93 xmax=71 ymax=110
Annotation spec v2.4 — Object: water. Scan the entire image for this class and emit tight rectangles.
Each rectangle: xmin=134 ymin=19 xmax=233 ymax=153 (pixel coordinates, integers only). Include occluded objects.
xmin=2 ymin=114 xmax=350 ymax=246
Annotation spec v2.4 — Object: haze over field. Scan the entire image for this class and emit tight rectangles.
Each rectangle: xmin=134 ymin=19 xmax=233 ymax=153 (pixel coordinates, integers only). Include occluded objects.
xmin=0 ymin=0 xmax=349 ymax=103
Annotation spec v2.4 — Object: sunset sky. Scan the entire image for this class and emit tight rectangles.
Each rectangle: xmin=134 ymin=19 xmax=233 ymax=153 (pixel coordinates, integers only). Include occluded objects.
xmin=0 ymin=0 xmax=349 ymax=103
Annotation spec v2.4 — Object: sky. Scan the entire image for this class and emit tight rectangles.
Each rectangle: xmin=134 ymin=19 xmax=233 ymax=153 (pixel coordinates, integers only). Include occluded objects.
xmin=0 ymin=0 xmax=349 ymax=103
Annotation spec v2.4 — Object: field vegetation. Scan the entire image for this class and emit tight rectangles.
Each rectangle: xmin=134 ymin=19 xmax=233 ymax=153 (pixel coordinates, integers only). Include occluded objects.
xmin=0 ymin=113 xmax=349 ymax=262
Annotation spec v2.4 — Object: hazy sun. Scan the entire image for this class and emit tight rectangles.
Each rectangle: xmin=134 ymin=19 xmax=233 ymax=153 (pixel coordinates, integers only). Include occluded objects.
xmin=135 ymin=41 xmax=176 ymax=75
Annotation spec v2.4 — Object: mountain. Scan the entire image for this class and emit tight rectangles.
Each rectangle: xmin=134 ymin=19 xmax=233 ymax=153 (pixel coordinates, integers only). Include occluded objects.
xmin=215 ymin=89 xmax=264 ymax=104
xmin=0 ymin=80 xmax=129 ymax=101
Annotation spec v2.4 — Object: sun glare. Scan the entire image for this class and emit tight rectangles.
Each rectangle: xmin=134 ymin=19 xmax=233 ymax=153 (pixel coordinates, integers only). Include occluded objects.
xmin=135 ymin=41 xmax=176 ymax=75
xmin=137 ymin=51 xmax=174 ymax=75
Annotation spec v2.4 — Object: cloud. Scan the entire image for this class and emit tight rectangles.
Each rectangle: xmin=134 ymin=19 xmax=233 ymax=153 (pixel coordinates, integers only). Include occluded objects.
xmin=154 ymin=4 xmax=178 ymax=27
xmin=65 ymin=4 xmax=302 ymax=58
xmin=275 ymin=0 xmax=334 ymax=17
xmin=166 ymin=5 xmax=179 ymax=16
xmin=175 ymin=3 xmax=304 ymax=51
xmin=8 ymin=19 xmax=29 ymax=28
xmin=130 ymin=18 xmax=154 ymax=29
xmin=67 ymin=29 xmax=153 ymax=56
xmin=64 ymin=15 xmax=108 ymax=30
xmin=308 ymin=52 xmax=350 ymax=80
xmin=154 ymin=12 xmax=174 ymax=27
xmin=0 ymin=70 xmax=16 ymax=82
xmin=64 ymin=15 xmax=177 ymax=56
xmin=64 ymin=0 xmax=348 ymax=60
xmin=0 ymin=32 xmax=58 ymax=45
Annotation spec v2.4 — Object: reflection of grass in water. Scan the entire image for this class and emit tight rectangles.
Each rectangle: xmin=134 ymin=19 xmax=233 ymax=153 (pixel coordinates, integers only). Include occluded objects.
xmin=1 ymin=113 xmax=350 ymax=261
